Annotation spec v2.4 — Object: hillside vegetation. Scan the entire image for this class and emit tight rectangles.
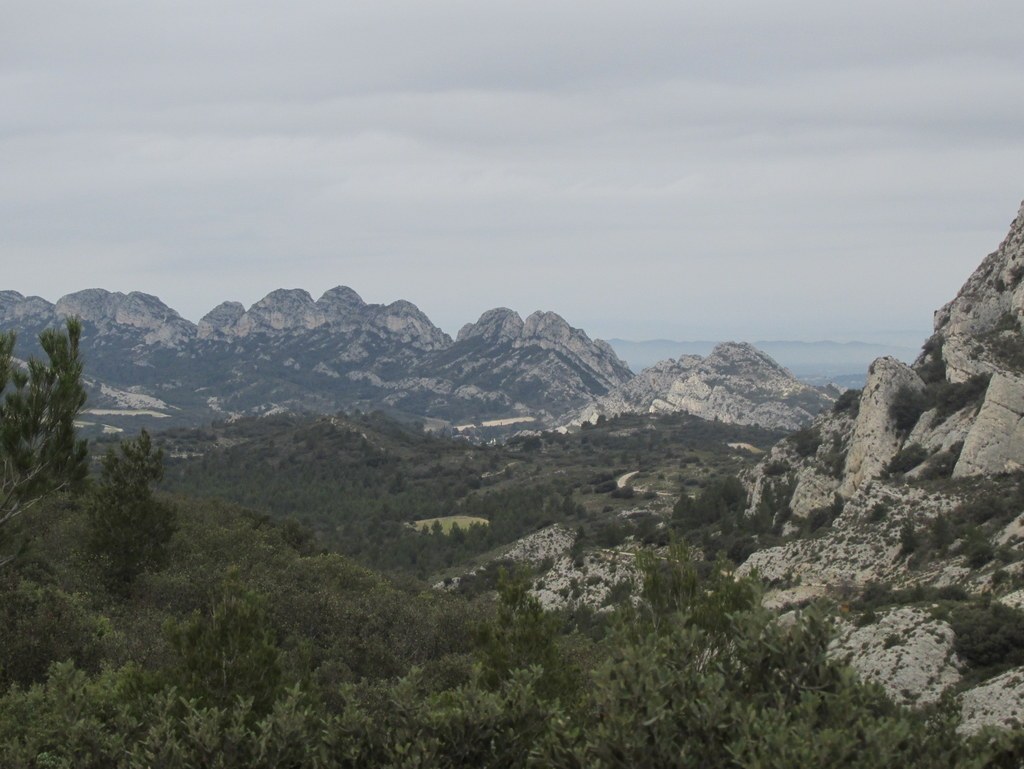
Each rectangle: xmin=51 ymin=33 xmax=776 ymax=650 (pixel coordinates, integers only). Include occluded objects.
xmin=1 ymin=488 xmax=1019 ymax=767
xmin=152 ymin=410 xmax=784 ymax=578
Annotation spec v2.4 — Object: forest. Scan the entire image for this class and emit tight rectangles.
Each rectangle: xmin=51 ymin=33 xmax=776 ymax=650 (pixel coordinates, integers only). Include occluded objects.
xmin=3 ymin=322 xmax=1024 ymax=766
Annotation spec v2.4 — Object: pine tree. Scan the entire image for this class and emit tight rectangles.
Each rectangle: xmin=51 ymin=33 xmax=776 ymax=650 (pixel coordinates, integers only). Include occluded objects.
xmin=0 ymin=319 xmax=88 ymax=567
xmin=86 ymin=429 xmax=176 ymax=587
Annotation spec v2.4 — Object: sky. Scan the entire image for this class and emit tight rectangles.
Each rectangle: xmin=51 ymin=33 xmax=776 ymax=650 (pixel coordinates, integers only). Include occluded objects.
xmin=3 ymin=1 xmax=1024 ymax=348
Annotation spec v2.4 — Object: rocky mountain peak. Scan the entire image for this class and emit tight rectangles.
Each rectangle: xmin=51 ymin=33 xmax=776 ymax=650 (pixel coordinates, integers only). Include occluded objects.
xmin=456 ymin=308 xmax=525 ymax=344
xmin=317 ymin=286 xmax=366 ymax=322
xmin=0 ymin=291 xmax=54 ymax=327
xmin=370 ymin=300 xmax=451 ymax=350
xmin=570 ymin=341 xmax=831 ymax=431
xmin=197 ymin=301 xmax=246 ymax=340
xmin=521 ymin=310 xmax=572 ymax=344
xmin=231 ymin=289 xmax=325 ymax=337
xmin=54 ymin=289 xmax=195 ymax=347
xmin=704 ymin=341 xmax=795 ymax=378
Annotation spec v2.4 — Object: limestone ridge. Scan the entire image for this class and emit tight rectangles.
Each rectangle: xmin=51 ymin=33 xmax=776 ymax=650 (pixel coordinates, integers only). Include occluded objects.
xmin=198 ymin=287 xmax=451 ymax=351
xmin=0 ymin=287 xmax=630 ymax=427
xmin=568 ymin=341 xmax=834 ymax=431
xmin=744 ymin=201 xmax=1024 ymax=522
xmin=734 ymin=200 xmax=1024 ymax=725
xmin=425 ymin=308 xmax=634 ymax=419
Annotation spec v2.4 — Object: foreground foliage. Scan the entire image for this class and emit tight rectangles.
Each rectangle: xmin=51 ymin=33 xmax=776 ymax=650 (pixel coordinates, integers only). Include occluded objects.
xmin=1 ymin=319 xmax=88 ymax=567
xmin=2 ymin=501 xmax=1022 ymax=767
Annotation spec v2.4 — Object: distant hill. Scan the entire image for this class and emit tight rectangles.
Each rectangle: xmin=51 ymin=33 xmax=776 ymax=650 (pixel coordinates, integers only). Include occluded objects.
xmin=608 ymin=338 xmax=918 ymax=384
xmin=569 ymin=342 xmax=836 ymax=431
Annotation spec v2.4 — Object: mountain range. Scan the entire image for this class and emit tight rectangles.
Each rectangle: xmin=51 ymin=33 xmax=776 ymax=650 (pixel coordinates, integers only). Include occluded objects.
xmin=1 ymin=285 xmax=838 ymax=435
xmin=0 ymin=288 xmax=636 ymax=433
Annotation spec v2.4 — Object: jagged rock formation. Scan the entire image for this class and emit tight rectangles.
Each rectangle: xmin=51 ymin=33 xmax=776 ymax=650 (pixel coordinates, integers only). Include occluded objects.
xmin=429 ymin=308 xmax=634 ymax=419
xmin=839 ymin=357 xmax=925 ymax=495
xmin=569 ymin=342 xmax=833 ymax=431
xmin=735 ymin=200 xmax=1024 ymax=731
xmin=744 ymin=202 xmax=1024 ymax=530
xmin=0 ymin=287 xmax=631 ymax=431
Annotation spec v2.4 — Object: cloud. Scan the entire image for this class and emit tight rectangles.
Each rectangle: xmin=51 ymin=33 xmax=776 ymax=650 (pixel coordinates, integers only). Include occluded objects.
xmin=2 ymin=0 xmax=1024 ymax=347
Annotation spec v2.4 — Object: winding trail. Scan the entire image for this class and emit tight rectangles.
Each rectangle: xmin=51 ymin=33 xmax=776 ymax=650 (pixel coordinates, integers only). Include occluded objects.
xmin=616 ymin=470 xmax=639 ymax=489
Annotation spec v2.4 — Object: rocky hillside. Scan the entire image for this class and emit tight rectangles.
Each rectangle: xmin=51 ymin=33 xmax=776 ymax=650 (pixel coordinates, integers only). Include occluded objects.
xmin=569 ymin=341 xmax=834 ymax=431
xmin=0 ymin=287 xmax=631 ymax=431
xmin=735 ymin=200 xmax=1024 ymax=730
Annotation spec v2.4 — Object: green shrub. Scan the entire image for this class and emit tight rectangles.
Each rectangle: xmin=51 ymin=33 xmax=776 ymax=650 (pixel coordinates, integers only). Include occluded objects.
xmin=930 ymin=374 xmax=991 ymax=421
xmin=0 ymin=578 xmax=106 ymax=688
xmin=917 ymin=334 xmax=947 ymax=384
xmin=951 ymin=602 xmax=1024 ymax=670
xmin=762 ymin=459 xmax=791 ymax=477
xmin=886 ymin=443 xmax=929 ymax=475
xmin=832 ymin=388 xmax=862 ymax=416
xmin=890 ymin=386 xmax=928 ymax=434
xmin=788 ymin=427 xmax=822 ymax=458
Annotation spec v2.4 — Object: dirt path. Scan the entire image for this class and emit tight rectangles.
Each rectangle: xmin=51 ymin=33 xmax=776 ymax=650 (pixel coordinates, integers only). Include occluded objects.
xmin=616 ymin=470 xmax=639 ymax=489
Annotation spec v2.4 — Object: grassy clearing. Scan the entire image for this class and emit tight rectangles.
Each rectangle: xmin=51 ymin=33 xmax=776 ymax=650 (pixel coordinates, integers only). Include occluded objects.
xmin=411 ymin=515 xmax=490 ymax=534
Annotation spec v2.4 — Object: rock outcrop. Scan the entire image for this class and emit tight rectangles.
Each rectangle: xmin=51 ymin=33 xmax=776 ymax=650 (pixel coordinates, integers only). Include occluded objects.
xmin=735 ymin=200 xmax=1024 ymax=728
xmin=570 ymin=342 xmax=833 ymax=431
xmin=839 ymin=358 xmax=924 ymax=495
xmin=953 ymin=372 xmax=1024 ymax=477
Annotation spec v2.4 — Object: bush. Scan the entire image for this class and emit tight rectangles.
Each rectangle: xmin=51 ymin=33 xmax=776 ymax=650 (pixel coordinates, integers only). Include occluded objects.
xmin=762 ymin=459 xmax=791 ymax=477
xmin=930 ymin=374 xmax=991 ymax=421
xmin=832 ymin=388 xmax=861 ymax=416
xmin=951 ymin=602 xmax=1024 ymax=670
xmin=890 ymin=386 xmax=928 ymax=434
xmin=917 ymin=334 xmax=947 ymax=384
xmin=788 ymin=427 xmax=822 ymax=458
xmin=886 ymin=443 xmax=929 ymax=475
xmin=0 ymin=578 xmax=106 ymax=688
xmin=919 ymin=442 xmax=963 ymax=480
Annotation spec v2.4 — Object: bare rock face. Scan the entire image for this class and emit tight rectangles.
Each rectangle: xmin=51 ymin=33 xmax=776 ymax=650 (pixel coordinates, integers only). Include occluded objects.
xmin=571 ymin=342 xmax=832 ymax=431
xmin=55 ymin=289 xmax=196 ymax=348
xmin=518 ymin=311 xmax=633 ymax=389
xmin=932 ymin=200 xmax=1024 ymax=382
xmin=229 ymin=289 xmax=325 ymax=337
xmin=199 ymin=286 xmax=452 ymax=352
xmin=954 ymin=372 xmax=1024 ymax=477
xmin=830 ymin=607 xmax=961 ymax=708
xmin=457 ymin=307 xmax=525 ymax=345
xmin=370 ymin=300 xmax=451 ymax=351
xmin=317 ymin=285 xmax=367 ymax=323
xmin=840 ymin=357 xmax=923 ymax=496
xmin=0 ymin=291 xmax=56 ymax=327
xmin=197 ymin=301 xmax=245 ymax=340
xmin=960 ymin=668 xmax=1024 ymax=734
xmin=429 ymin=308 xmax=633 ymax=418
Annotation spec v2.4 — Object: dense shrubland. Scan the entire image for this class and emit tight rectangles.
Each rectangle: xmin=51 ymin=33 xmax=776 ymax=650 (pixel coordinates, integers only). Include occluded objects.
xmin=3 ymin=496 xmax=1021 ymax=767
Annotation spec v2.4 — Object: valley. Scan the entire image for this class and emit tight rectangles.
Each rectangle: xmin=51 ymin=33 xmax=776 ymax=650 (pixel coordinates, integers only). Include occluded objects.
xmin=6 ymin=203 xmax=1024 ymax=762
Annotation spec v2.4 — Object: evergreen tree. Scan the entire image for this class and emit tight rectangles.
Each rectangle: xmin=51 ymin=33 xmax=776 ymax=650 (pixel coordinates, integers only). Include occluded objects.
xmin=86 ymin=429 xmax=176 ymax=587
xmin=166 ymin=571 xmax=284 ymax=716
xmin=0 ymin=319 xmax=88 ymax=566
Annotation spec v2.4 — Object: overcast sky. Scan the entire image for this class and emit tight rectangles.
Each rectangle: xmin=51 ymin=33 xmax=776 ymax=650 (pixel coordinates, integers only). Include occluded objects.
xmin=3 ymin=1 xmax=1024 ymax=347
